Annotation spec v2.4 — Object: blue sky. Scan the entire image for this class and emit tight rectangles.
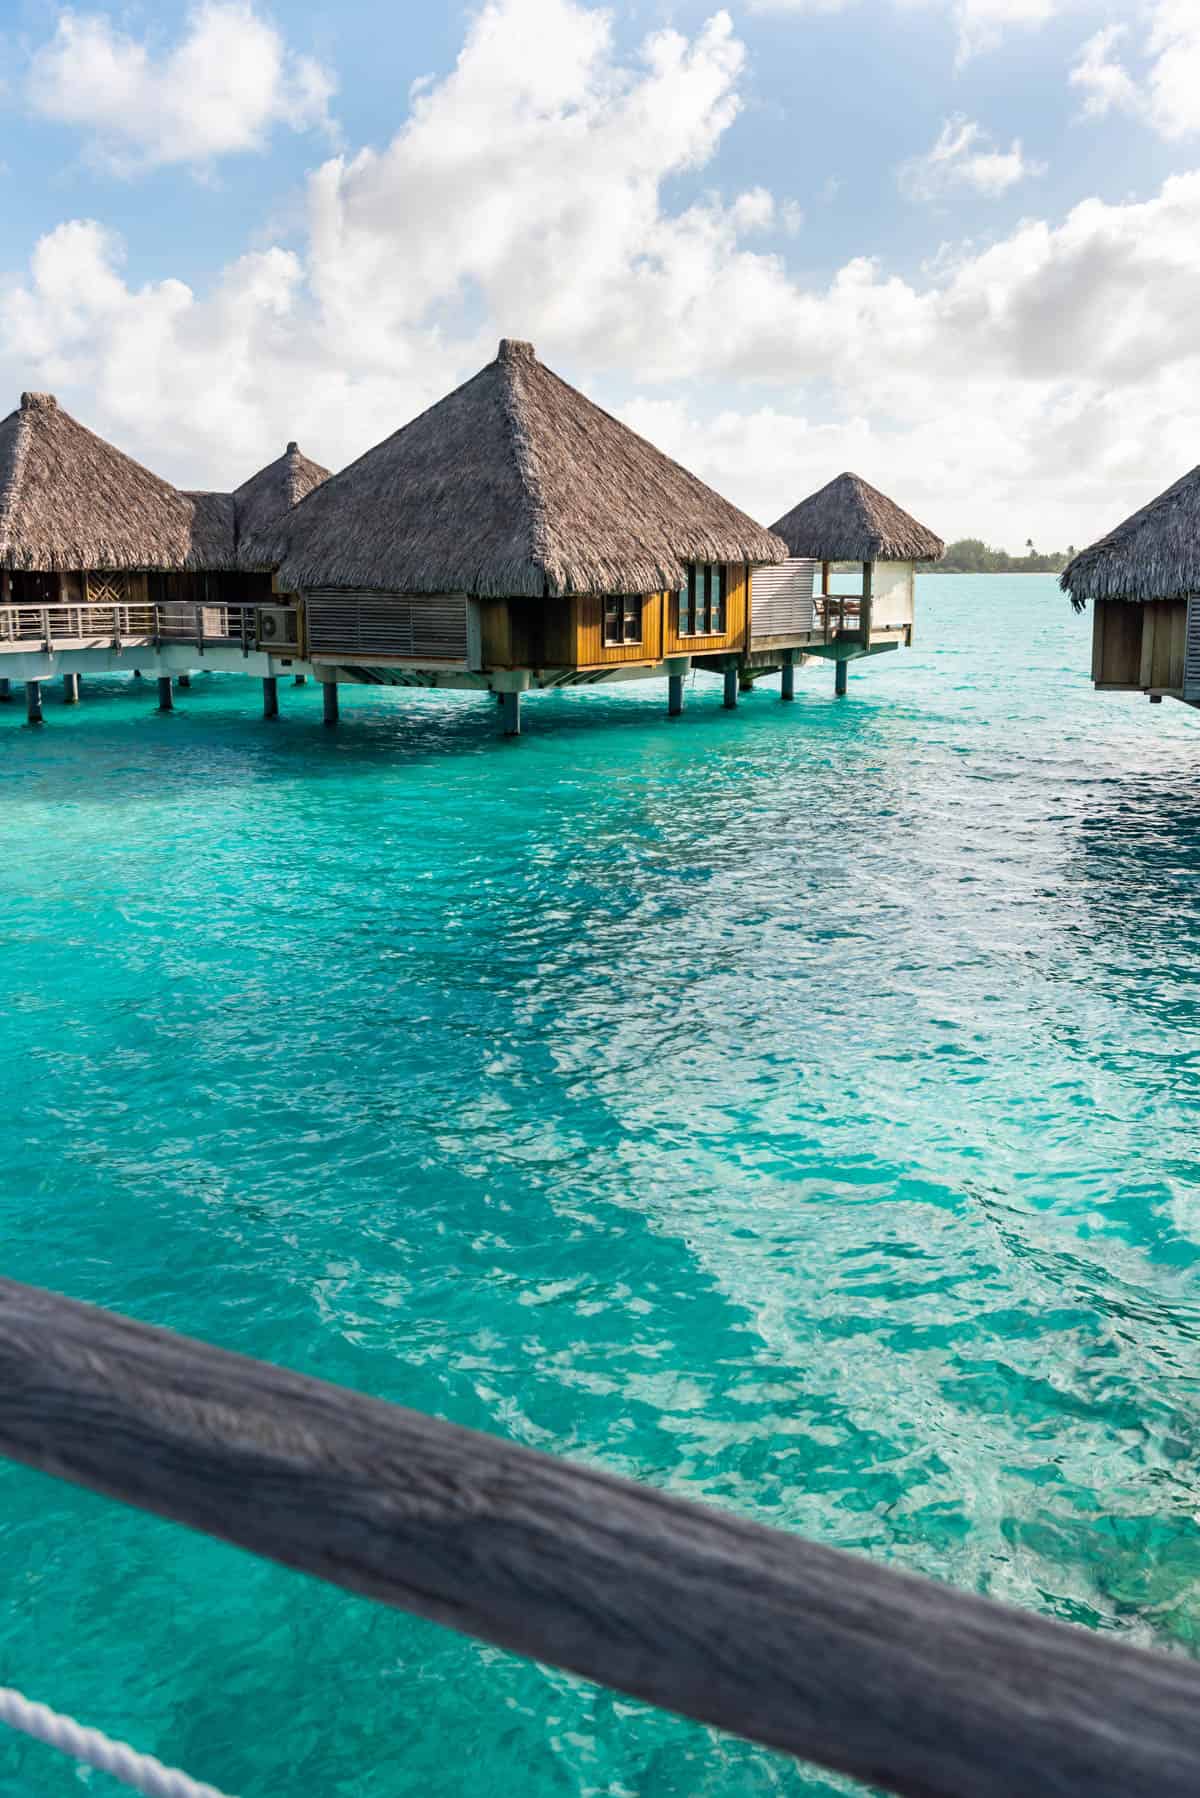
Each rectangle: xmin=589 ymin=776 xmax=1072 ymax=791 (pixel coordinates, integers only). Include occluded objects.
xmin=1 ymin=0 xmax=1197 ymax=548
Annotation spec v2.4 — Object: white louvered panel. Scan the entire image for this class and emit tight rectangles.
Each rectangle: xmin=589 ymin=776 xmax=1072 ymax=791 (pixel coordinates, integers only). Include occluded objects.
xmin=305 ymin=590 xmax=469 ymax=662
xmin=1185 ymin=597 xmax=1200 ymax=704
xmin=750 ymin=560 xmax=816 ymax=639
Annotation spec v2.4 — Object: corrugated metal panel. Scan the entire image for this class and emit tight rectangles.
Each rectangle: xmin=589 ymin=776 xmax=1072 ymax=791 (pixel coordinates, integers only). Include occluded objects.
xmin=750 ymin=560 xmax=815 ymax=640
xmin=1185 ymin=597 xmax=1200 ymax=703
xmin=305 ymin=590 xmax=469 ymax=662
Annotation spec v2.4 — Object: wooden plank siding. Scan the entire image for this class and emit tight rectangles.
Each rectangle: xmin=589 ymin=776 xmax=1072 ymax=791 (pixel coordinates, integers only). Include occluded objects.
xmin=663 ymin=562 xmax=749 ymax=658
xmin=575 ymin=593 xmax=665 ymax=666
xmin=1142 ymin=600 xmax=1187 ymax=692
xmin=455 ymin=567 xmax=751 ymax=673
xmin=1092 ymin=600 xmax=1146 ymax=689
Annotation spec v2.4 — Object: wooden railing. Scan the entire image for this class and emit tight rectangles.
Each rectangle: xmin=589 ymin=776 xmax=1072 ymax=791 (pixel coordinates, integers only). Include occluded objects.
xmin=0 ymin=1277 xmax=1198 ymax=1798
xmin=0 ymin=603 xmax=261 ymax=654
xmin=814 ymin=594 xmax=862 ymax=641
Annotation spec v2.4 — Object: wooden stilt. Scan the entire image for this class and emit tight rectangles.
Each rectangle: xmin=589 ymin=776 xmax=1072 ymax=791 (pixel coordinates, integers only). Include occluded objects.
xmin=781 ymin=659 xmax=795 ymax=701
xmin=178 ymin=672 xmax=192 ymax=689
xmin=502 ymin=691 xmax=521 ymax=736
xmin=323 ymin=682 xmax=339 ymax=727
xmin=26 ymin=680 xmax=43 ymax=725
xmin=263 ymin=676 xmax=279 ymax=719
xmin=723 ymin=665 xmax=738 ymax=709
xmin=0 ymin=678 xmax=11 ymax=701
xmin=668 ymin=674 xmax=684 ymax=716
xmin=62 ymin=673 xmax=80 ymax=705
xmin=157 ymin=676 xmax=173 ymax=712
xmin=835 ymin=660 xmax=847 ymax=697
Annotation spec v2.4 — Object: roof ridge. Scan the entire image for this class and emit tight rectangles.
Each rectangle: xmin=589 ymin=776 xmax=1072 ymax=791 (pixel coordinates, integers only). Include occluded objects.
xmin=496 ymin=340 xmax=550 ymax=585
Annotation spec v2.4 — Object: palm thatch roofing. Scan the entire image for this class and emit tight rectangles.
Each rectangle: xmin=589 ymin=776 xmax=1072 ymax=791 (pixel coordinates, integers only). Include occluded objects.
xmin=247 ymin=340 xmax=787 ymax=597
xmin=0 ymin=392 xmax=240 ymax=572
xmin=771 ymin=472 xmax=944 ymax=563
xmin=233 ymin=441 xmax=330 ymax=546
xmin=1061 ymin=467 xmax=1200 ymax=609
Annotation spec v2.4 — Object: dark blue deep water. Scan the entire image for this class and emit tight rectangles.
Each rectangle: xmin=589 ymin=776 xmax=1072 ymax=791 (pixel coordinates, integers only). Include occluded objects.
xmin=1 ymin=575 xmax=1198 ymax=1795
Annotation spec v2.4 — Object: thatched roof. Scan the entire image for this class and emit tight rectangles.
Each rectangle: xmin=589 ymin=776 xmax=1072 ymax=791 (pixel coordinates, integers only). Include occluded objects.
xmin=0 ymin=392 xmax=240 ymax=572
xmin=233 ymin=441 xmax=329 ymax=546
xmin=247 ymin=340 xmax=787 ymax=596
xmin=771 ymin=472 xmax=944 ymax=563
xmin=1061 ymin=466 xmax=1200 ymax=609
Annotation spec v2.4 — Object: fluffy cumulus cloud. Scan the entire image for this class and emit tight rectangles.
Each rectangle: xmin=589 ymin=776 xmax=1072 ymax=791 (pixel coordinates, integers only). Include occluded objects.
xmin=27 ymin=1 xmax=335 ymax=173
xmin=898 ymin=115 xmax=1044 ymax=201
xmin=5 ymin=0 xmax=1200 ymax=548
xmin=1071 ymin=2 xmax=1200 ymax=141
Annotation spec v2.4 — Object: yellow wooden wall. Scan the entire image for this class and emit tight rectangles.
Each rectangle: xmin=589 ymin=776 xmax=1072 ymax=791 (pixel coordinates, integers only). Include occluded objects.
xmin=478 ymin=565 xmax=749 ymax=670
xmin=575 ymin=594 xmax=664 ymax=666
xmin=662 ymin=562 xmax=748 ymax=658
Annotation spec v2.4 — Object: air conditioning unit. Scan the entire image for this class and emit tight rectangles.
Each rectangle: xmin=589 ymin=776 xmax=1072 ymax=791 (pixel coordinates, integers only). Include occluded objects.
xmin=256 ymin=605 xmax=301 ymax=652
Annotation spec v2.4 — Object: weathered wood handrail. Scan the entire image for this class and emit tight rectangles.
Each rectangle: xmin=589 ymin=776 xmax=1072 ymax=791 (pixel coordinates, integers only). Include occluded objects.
xmin=0 ymin=1277 xmax=1197 ymax=1798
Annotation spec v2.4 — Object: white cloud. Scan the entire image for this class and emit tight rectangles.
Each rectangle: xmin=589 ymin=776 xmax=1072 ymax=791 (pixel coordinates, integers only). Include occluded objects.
xmin=899 ymin=115 xmax=1045 ymax=202
xmin=1144 ymin=0 xmax=1200 ymax=140
xmin=5 ymin=0 xmax=1200 ymax=550
xmin=27 ymin=1 xmax=335 ymax=174
xmin=1071 ymin=2 xmax=1200 ymax=141
xmin=1069 ymin=26 xmax=1140 ymax=120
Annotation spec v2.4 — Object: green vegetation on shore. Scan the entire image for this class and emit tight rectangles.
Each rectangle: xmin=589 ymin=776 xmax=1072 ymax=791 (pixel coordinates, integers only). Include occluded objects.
xmin=930 ymin=539 xmax=1074 ymax=574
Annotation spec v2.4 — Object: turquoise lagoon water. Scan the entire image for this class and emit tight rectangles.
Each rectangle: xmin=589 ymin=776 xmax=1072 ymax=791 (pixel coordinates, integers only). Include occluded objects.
xmin=0 ymin=573 xmax=1198 ymax=1796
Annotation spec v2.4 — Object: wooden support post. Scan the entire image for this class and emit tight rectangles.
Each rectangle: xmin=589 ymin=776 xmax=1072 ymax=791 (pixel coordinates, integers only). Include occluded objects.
xmin=723 ymin=664 xmax=738 ymax=709
xmin=861 ymin=561 xmax=874 ymax=644
xmin=781 ymin=658 xmax=795 ymax=701
xmin=835 ymin=659 xmax=848 ymax=697
xmin=323 ymin=681 xmax=339 ymax=728
xmin=178 ymin=672 xmax=192 ymax=689
xmin=62 ymin=673 xmax=80 ymax=705
xmin=668 ymin=674 xmax=684 ymax=716
xmin=262 ymin=676 xmax=279 ymax=720
xmin=502 ymin=690 xmax=521 ymax=736
xmin=0 ymin=677 xmax=13 ymax=701
xmin=25 ymin=680 xmax=43 ymax=725
xmin=157 ymin=676 xmax=173 ymax=712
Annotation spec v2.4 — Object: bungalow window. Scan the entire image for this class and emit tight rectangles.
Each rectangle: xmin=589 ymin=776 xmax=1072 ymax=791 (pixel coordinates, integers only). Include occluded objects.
xmin=603 ymin=594 xmax=643 ymax=647
xmin=678 ymin=563 xmax=726 ymax=636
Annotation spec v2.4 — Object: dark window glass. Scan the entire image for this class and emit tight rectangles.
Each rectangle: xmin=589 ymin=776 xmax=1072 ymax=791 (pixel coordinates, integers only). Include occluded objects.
xmin=603 ymin=596 xmax=622 ymax=646
xmin=711 ymin=564 xmax=726 ymax=633
xmin=678 ymin=564 xmax=727 ymax=636
xmin=603 ymin=595 xmax=643 ymax=647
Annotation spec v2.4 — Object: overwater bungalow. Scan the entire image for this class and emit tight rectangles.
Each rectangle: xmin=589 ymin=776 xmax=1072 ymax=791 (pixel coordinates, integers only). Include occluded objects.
xmin=0 ymin=390 xmax=326 ymax=718
xmin=764 ymin=472 xmax=944 ymax=694
xmin=245 ymin=338 xmax=792 ymax=731
xmin=1062 ymin=468 xmax=1200 ymax=710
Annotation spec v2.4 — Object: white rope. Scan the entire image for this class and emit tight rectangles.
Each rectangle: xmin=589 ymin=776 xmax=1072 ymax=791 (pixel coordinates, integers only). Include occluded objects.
xmin=0 ymin=1686 xmax=236 ymax=1798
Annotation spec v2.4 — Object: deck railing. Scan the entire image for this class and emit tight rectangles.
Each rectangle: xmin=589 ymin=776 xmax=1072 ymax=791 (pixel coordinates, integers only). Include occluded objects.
xmin=814 ymin=594 xmax=862 ymax=641
xmin=0 ymin=603 xmax=262 ymax=654
xmin=0 ymin=1277 xmax=1198 ymax=1798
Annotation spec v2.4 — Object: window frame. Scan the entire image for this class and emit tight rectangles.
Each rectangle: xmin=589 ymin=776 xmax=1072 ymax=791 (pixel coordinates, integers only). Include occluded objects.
xmin=677 ymin=563 xmax=727 ymax=638
xmin=603 ymin=593 xmax=643 ymax=648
